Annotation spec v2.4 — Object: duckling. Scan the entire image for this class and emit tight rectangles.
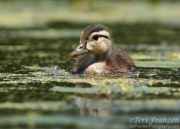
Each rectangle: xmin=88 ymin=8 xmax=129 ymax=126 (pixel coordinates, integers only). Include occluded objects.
xmin=70 ymin=24 xmax=137 ymax=75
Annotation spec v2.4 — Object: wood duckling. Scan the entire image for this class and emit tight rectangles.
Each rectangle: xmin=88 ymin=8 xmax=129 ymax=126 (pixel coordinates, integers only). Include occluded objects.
xmin=70 ymin=24 xmax=137 ymax=75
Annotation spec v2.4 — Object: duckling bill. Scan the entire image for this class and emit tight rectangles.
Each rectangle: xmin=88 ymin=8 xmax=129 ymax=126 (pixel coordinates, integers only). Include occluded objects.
xmin=70 ymin=42 xmax=88 ymax=57
xmin=70 ymin=24 xmax=137 ymax=75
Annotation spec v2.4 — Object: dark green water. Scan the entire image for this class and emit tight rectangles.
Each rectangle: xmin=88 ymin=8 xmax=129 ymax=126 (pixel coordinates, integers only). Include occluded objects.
xmin=0 ymin=23 xmax=180 ymax=129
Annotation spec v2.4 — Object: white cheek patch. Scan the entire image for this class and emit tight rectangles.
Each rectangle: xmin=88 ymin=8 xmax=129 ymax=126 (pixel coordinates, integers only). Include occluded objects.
xmin=86 ymin=41 xmax=95 ymax=50
xmin=85 ymin=30 xmax=110 ymax=54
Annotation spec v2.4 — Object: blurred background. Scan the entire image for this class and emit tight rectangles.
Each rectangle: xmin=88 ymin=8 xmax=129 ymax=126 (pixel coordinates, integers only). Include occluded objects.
xmin=1 ymin=0 xmax=180 ymax=27
xmin=0 ymin=1 xmax=180 ymax=129
xmin=0 ymin=0 xmax=180 ymax=71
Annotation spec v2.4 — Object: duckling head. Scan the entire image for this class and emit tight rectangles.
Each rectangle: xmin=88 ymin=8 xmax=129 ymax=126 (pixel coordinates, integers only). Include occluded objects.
xmin=70 ymin=24 xmax=112 ymax=58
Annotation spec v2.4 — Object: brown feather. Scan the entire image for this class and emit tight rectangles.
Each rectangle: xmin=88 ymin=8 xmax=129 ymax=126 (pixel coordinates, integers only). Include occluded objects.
xmin=105 ymin=45 xmax=137 ymax=74
xmin=70 ymin=24 xmax=137 ymax=75
xmin=80 ymin=24 xmax=109 ymax=43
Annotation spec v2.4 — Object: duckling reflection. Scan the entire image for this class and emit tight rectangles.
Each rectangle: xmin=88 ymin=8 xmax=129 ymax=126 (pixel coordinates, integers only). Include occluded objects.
xmin=74 ymin=83 xmax=120 ymax=117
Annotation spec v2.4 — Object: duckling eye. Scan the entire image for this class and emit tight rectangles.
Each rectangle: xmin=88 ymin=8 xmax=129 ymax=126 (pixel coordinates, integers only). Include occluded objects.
xmin=93 ymin=35 xmax=99 ymax=41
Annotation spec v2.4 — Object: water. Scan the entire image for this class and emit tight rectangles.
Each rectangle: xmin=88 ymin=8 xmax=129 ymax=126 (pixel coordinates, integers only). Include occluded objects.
xmin=0 ymin=23 xmax=180 ymax=129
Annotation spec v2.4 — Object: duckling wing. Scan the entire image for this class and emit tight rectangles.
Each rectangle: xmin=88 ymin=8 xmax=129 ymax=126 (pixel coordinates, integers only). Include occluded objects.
xmin=108 ymin=54 xmax=137 ymax=73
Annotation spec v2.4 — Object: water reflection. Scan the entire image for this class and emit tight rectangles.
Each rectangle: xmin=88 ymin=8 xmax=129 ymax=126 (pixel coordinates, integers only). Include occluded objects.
xmin=73 ymin=83 xmax=119 ymax=117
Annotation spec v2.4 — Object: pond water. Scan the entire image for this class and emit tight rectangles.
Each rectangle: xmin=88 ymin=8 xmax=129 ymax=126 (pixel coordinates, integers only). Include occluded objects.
xmin=0 ymin=23 xmax=180 ymax=129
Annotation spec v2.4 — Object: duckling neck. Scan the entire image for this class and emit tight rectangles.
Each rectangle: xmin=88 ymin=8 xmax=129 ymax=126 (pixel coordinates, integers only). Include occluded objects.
xmin=94 ymin=50 xmax=112 ymax=62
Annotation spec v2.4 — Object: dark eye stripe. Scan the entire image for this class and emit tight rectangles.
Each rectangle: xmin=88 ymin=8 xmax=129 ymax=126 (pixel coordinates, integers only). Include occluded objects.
xmin=99 ymin=35 xmax=109 ymax=39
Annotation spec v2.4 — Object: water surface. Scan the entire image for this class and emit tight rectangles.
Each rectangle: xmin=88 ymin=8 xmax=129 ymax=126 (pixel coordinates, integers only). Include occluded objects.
xmin=0 ymin=23 xmax=180 ymax=129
